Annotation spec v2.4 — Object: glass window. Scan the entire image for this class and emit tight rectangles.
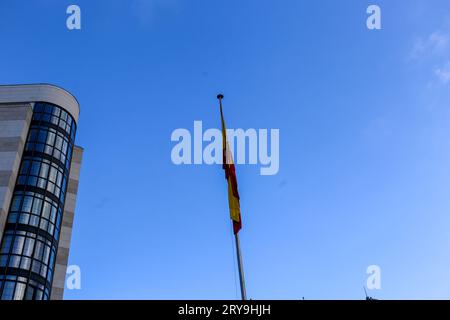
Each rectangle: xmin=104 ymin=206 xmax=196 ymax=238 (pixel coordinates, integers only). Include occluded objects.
xmin=44 ymin=145 xmax=53 ymax=156
xmin=34 ymin=103 xmax=44 ymax=112
xmin=0 ymin=235 xmax=12 ymax=254
xmin=18 ymin=213 xmax=30 ymax=224
xmin=18 ymin=175 xmax=27 ymax=185
xmin=55 ymin=135 xmax=63 ymax=150
xmin=35 ymin=289 xmax=43 ymax=300
xmin=37 ymin=178 xmax=47 ymax=189
xmin=52 ymin=107 xmax=61 ymax=117
xmin=10 ymin=196 xmax=22 ymax=211
xmin=42 ymin=114 xmax=51 ymax=122
xmin=12 ymin=237 xmax=24 ymax=255
xmin=44 ymin=104 xmax=53 ymax=114
xmin=33 ymin=241 xmax=44 ymax=260
xmin=22 ymin=197 xmax=33 ymax=213
xmin=49 ymin=167 xmax=57 ymax=183
xmin=39 ymin=219 xmax=48 ymax=232
xmin=29 ymin=215 xmax=39 ymax=227
xmin=61 ymin=110 xmax=68 ymax=121
xmin=28 ymin=129 xmax=38 ymax=141
xmin=40 ymin=163 xmax=49 ymax=179
xmin=20 ymin=257 xmax=31 ymax=270
xmin=32 ymin=198 xmax=43 ymax=215
xmin=1 ymin=282 xmax=15 ymax=300
xmin=20 ymin=161 xmax=30 ymax=175
xmin=37 ymin=130 xmax=47 ymax=143
xmin=24 ymin=286 xmax=34 ymax=300
xmin=47 ymin=131 xmax=56 ymax=145
xmin=8 ymin=255 xmax=20 ymax=268
xmin=7 ymin=213 xmax=18 ymax=223
xmin=0 ymin=255 xmax=8 ymax=267
xmin=13 ymin=283 xmax=26 ymax=300
xmin=23 ymin=238 xmax=34 ymax=257
xmin=40 ymin=265 xmax=48 ymax=278
xmin=31 ymin=261 xmax=41 ymax=274
xmin=42 ymin=202 xmax=51 ymax=219
xmin=27 ymin=176 xmax=38 ymax=187
xmin=30 ymin=162 xmax=40 ymax=176
xmin=35 ymin=143 xmax=45 ymax=153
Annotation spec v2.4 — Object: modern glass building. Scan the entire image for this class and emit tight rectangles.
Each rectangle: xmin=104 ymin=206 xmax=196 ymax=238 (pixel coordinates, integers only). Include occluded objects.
xmin=0 ymin=84 xmax=83 ymax=300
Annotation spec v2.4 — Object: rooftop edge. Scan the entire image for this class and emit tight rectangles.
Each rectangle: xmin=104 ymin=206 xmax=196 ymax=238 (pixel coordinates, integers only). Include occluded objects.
xmin=0 ymin=84 xmax=80 ymax=123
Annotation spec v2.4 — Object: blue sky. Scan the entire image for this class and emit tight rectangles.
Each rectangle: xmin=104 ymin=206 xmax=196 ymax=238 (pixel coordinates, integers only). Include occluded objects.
xmin=1 ymin=0 xmax=450 ymax=299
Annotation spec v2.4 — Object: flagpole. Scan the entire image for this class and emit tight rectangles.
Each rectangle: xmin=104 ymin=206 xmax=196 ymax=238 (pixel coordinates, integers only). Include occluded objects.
xmin=234 ymin=232 xmax=247 ymax=300
xmin=217 ymin=94 xmax=247 ymax=301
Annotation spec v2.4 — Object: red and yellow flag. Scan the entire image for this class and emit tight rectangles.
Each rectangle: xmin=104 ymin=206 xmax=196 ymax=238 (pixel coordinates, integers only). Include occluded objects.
xmin=219 ymin=97 xmax=242 ymax=234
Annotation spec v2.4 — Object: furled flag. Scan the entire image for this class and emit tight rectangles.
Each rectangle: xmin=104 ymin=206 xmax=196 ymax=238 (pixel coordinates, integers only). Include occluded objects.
xmin=218 ymin=95 xmax=242 ymax=234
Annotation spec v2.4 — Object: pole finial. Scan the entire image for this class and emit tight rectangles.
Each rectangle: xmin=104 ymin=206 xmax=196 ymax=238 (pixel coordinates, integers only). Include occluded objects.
xmin=217 ymin=94 xmax=224 ymax=100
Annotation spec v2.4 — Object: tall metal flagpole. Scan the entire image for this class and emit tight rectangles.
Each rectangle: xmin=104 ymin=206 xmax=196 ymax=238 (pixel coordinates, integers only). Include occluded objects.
xmin=217 ymin=94 xmax=247 ymax=301
xmin=234 ymin=232 xmax=247 ymax=300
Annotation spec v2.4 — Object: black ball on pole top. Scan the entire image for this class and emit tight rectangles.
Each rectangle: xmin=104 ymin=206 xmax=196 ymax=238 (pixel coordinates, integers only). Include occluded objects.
xmin=217 ymin=94 xmax=224 ymax=100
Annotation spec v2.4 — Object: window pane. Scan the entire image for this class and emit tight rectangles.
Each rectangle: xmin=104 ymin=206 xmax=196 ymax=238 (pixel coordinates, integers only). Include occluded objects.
xmin=10 ymin=196 xmax=22 ymax=211
xmin=12 ymin=236 xmax=25 ymax=255
xmin=23 ymin=196 xmax=33 ymax=212
xmin=30 ymin=162 xmax=40 ymax=176
xmin=18 ymin=213 xmax=30 ymax=224
xmin=14 ymin=283 xmax=26 ymax=300
xmin=32 ymin=198 xmax=43 ymax=215
xmin=1 ymin=282 xmax=15 ymax=300
xmin=20 ymin=161 xmax=30 ymax=175
xmin=40 ymin=163 xmax=49 ymax=179
xmin=23 ymin=238 xmax=34 ymax=257
xmin=8 ymin=255 xmax=20 ymax=268
xmin=37 ymin=130 xmax=47 ymax=143
xmin=46 ymin=131 xmax=56 ymax=145
xmin=49 ymin=167 xmax=57 ymax=183
xmin=0 ymin=236 xmax=12 ymax=253
xmin=34 ymin=241 xmax=44 ymax=260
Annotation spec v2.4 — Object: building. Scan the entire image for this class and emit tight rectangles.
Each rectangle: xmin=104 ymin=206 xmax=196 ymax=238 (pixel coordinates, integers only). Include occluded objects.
xmin=0 ymin=84 xmax=83 ymax=300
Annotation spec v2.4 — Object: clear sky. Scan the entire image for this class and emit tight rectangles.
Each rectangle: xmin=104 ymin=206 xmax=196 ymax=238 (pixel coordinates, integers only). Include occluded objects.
xmin=1 ymin=0 xmax=450 ymax=300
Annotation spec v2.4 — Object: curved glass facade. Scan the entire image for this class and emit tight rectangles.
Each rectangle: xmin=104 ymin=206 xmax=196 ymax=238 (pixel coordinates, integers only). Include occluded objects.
xmin=0 ymin=103 xmax=76 ymax=300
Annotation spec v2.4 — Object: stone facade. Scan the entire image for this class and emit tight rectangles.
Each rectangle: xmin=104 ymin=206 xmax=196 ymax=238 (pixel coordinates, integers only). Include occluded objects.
xmin=0 ymin=104 xmax=33 ymax=242
xmin=50 ymin=146 xmax=83 ymax=300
